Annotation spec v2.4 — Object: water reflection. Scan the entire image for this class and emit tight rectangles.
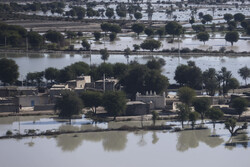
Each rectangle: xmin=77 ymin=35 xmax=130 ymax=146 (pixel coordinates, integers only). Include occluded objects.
xmin=152 ymin=131 xmax=159 ymax=144
xmin=56 ymin=134 xmax=84 ymax=152
xmin=225 ymin=134 xmax=250 ymax=150
xmin=134 ymin=131 xmax=148 ymax=147
xmin=54 ymin=131 xmax=128 ymax=152
xmin=176 ymin=128 xmax=224 ymax=152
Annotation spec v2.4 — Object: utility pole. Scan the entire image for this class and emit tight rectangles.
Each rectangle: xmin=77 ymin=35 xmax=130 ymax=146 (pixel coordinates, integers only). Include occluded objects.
xmin=26 ymin=37 xmax=28 ymax=52
xmin=103 ymin=73 xmax=106 ymax=92
xmin=5 ymin=36 xmax=6 ymax=49
xmin=90 ymin=42 xmax=92 ymax=66
xmin=178 ymin=35 xmax=180 ymax=65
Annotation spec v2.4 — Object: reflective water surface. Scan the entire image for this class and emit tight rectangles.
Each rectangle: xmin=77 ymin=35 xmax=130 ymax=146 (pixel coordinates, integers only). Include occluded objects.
xmin=1 ymin=53 xmax=250 ymax=84
xmin=0 ymin=116 xmax=249 ymax=167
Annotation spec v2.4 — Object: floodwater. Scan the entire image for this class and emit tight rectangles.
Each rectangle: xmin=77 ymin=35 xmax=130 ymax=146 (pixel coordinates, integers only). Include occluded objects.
xmin=81 ymin=34 xmax=250 ymax=52
xmin=0 ymin=115 xmax=249 ymax=167
xmin=0 ymin=52 xmax=250 ymax=84
xmin=26 ymin=1 xmax=250 ymax=22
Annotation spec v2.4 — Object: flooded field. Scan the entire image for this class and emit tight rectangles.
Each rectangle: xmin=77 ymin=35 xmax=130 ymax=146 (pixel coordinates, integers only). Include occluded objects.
xmin=79 ymin=34 xmax=250 ymax=52
xmin=26 ymin=2 xmax=250 ymax=22
xmin=0 ymin=115 xmax=249 ymax=167
xmin=0 ymin=52 xmax=249 ymax=84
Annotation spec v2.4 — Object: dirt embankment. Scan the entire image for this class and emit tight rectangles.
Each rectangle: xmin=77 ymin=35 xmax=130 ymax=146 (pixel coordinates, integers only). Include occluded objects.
xmin=0 ymin=48 xmax=250 ymax=57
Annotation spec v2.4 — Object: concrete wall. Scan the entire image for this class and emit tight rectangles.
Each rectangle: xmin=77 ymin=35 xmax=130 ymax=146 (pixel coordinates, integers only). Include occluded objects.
xmin=136 ymin=93 xmax=165 ymax=109
xmin=34 ymin=104 xmax=55 ymax=111
xmin=0 ymin=104 xmax=18 ymax=112
xmin=125 ymin=103 xmax=150 ymax=116
xmin=18 ymin=95 xmax=49 ymax=107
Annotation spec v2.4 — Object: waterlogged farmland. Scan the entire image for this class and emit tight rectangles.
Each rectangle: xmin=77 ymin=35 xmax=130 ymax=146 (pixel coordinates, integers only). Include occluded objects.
xmin=0 ymin=115 xmax=249 ymax=167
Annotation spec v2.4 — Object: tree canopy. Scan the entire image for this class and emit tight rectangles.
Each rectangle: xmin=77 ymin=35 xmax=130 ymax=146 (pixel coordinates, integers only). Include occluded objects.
xmin=140 ymin=39 xmax=161 ymax=51
xmin=0 ymin=58 xmax=19 ymax=85
xmin=238 ymin=66 xmax=250 ymax=85
xmin=193 ymin=97 xmax=211 ymax=121
xmin=81 ymin=91 xmax=103 ymax=114
xmin=197 ymin=32 xmax=210 ymax=44
xmin=174 ymin=61 xmax=202 ymax=89
xmin=132 ymin=23 xmax=145 ymax=36
xmin=55 ymin=91 xmax=83 ymax=122
xmin=225 ymin=31 xmax=239 ymax=46
xmin=165 ymin=21 xmax=183 ymax=38
xmin=103 ymin=91 xmax=127 ymax=120
xmin=232 ymin=97 xmax=248 ymax=119
xmin=177 ymin=86 xmax=196 ymax=106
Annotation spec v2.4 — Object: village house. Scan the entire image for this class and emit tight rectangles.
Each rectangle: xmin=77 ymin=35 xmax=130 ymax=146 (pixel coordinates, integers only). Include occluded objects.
xmin=136 ymin=91 xmax=166 ymax=109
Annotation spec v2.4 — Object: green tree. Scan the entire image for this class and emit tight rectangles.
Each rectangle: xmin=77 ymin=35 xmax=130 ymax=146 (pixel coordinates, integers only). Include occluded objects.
xmin=224 ymin=13 xmax=233 ymax=22
xmin=144 ymin=27 xmax=154 ymax=37
xmin=193 ymin=97 xmax=211 ymax=121
xmin=218 ymin=67 xmax=232 ymax=95
xmin=55 ymin=91 xmax=83 ymax=123
xmin=156 ymin=27 xmax=165 ymax=38
xmin=234 ymin=13 xmax=245 ymax=22
xmin=225 ymin=31 xmax=239 ymax=46
xmin=105 ymin=8 xmax=114 ymax=19
xmin=27 ymin=71 xmax=44 ymax=86
xmin=69 ymin=62 xmax=90 ymax=77
xmin=228 ymin=78 xmax=239 ymax=93
xmin=134 ymin=12 xmax=142 ymax=20
xmin=27 ymin=31 xmax=44 ymax=49
xmin=189 ymin=112 xmax=199 ymax=129
xmin=109 ymin=24 xmax=121 ymax=33
xmin=132 ymin=23 xmax=145 ymax=36
xmin=225 ymin=117 xmax=248 ymax=136
xmin=120 ymin=64 xmax=168 ymax=97
xmin=238 ymin=66 xmax=250 ymax=85
xmin=0 ymin=58 xmax=19 ymax=85
xmin=241 ymin=20 xmax=249 ymax=29
xmin=101 ymin=22 xmax=111 ymax=33
xmin=174 ymin=61 xmax=202 ymax=89
xmin=109 ymin=32 xmax=116 ymax=41
xmin=197 ymin=32 xmax=210 ymax=44
xmin=113 ymin=63 xmax=128 ymax=79
xmin=146 ymin=58 xmax=165 ymax=71
xmin=93 ymin=31 xmax=101 ymax=41
xmin=165 ymin=21 xmax=183 ymax=39
xmin=140 ymin=39 xmax=161 ymax=51
xmin=227 ymin=21 xmax=237 ymax=31
xmin=44 ymin=30 xmax=64 ymax=44
xmin=202 ymin=14 xmax=213 ymax=23
xmin=176 ymin=103 xmax=190 ymax=128
xmin=206 ymin=107 xmax=224 ymax=128
xmin=202 ymin=68 xmax=218 ymax=96
xmin=232 ymin=97 xmax=248 ymax=119
xmin=100 ymin=48 xmax=109 ymax=63
xmin=81 ymin=91 xmax=103 ymax=114
xmin=81 ymin=39 xmax=90 ymax=51
xmin=45 ymin=67 xmax=59 ymax=83
xmin=177 ymin=87 xmax=196 ymax=106
xmin=133 ymin=44 xmax=140 ymax=51
xmin=192 ymin=25 xmax=205 ymax=33
xmin=103 ymin=91 xmax=127 ymax=120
